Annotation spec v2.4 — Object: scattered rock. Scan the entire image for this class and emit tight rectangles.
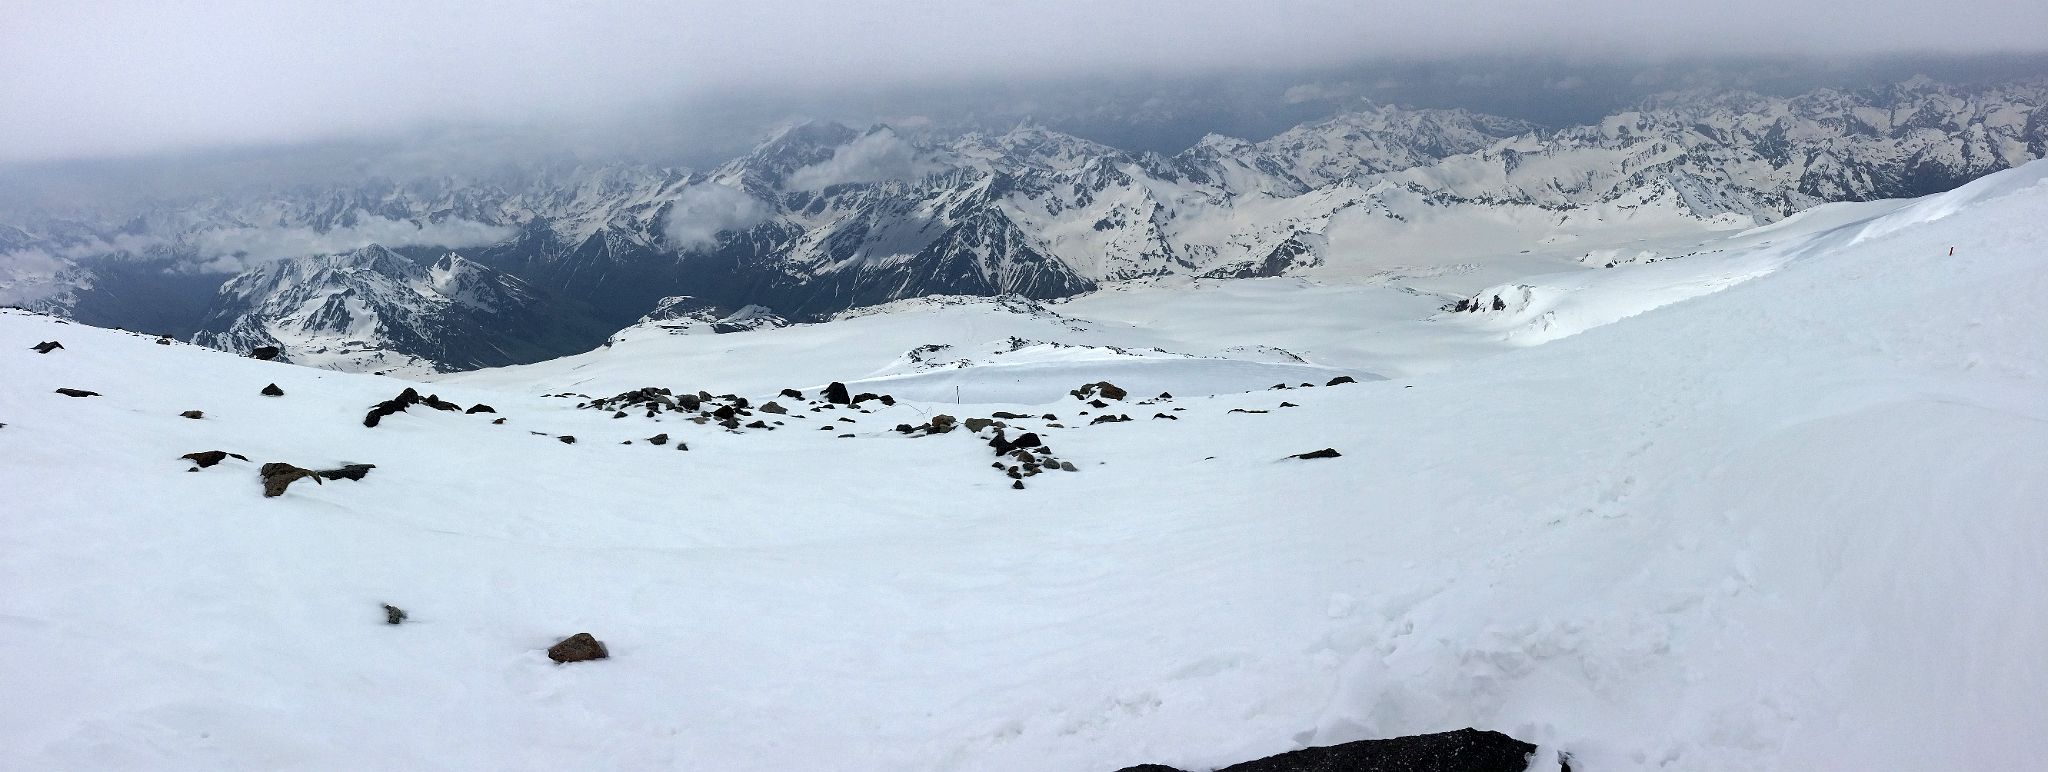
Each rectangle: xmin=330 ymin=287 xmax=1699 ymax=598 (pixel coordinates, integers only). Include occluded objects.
xmin=1157 ymin=391 xmax=1173 ymax=399
xmin=760 ymin=401 xmax=788 ymax=414
xmin=964 ymin=417 xmax=997 ymax=433
xmin=1090 ymin=414 xmax=1132 ymax=425
xmin=744 ymin=420 xmax=769 ymax=429
xmin=1011 ymin=480 xmax=1025 ymax=490
xmin=1070 ymin=381 xmax=1128 ymax=401
xmin=32 ymin=341 xmax=64 ymax=353
xmin=824 ymin=381 xmax=851 ymax=404
xmin=1059 ymin=461 xmax=1079 ymax=472
xmin=1153 ymin=413 xmax=1178 ymax=420
xmin=779 ymin=388 xmax=805 ymax=400
xmin=249 ymin=346 xmax=280 ymax=360
xmin=179 ymin=450 xmax=246 ymax=469
xmin=258 ymin=463 xmax=321 ymax=497
xmin=647 ymin=433 xmax=669 ymax=446
xmin=317 ymin=464 xmax=375 ymax=481
xmin=465 ymin=404 xmax=497 ymax=414
xmin=180 ymin=410 xmax=204 ymax=419
xmin=1011 ymin=432 xmax=1041 ymax=448
xmin=421 ymin=394 xmax=461 ymax=411
xmin=383 ymin=604 xmax=407 ymax=625
xmin=260 ymin=383 xmax=285 ymax=397
xmin=155 ymin=337 xmax=172 ymax=345
xmin=1229 ymin=408 xmax=1269 ymax=414
xmin=928 ymin=415 xmax=957 ymax=433
xmin=1326 ymin=376 xmax=1356 ymax=386
xmin=491 ymin=417 xmax=507 ymax=425
xmin=991 ymin=411 xmax=1029 ymax=420
xmin=54 ymin=388 xmax=99 ymax=398
xmin=558 ymin=435 xmax=577 ymax=444
xmin=1279 ymin=402 xmax=1298 ymax=408
xmin=1289 ymin=448 xmax=1342 ymax=460
xmin=547 ymin=633 xmax=609 ymax=663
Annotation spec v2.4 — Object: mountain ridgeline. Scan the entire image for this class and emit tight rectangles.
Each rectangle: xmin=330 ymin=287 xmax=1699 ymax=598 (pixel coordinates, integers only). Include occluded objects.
xmin=5 ymin=77 xmax=2044 ymax=373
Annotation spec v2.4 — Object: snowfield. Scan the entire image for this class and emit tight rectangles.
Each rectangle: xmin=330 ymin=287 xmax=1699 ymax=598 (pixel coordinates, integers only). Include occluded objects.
xmin=3 ymin=163 xmax=2046 ymax=770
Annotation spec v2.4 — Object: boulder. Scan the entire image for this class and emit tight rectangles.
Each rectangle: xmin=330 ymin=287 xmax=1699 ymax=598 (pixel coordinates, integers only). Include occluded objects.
xmin=824 ymin=381 xmax=851 ymax=405
xmin=179 ymin=450 xmax=245 ymax=469
xmin=647 ymin=433 xmax=669 ymax=446
xmin=180 ymin=410 xmax=204 ymax=419
xmin=558 ymin=435 xmax=577 ymax=444
xmin=260 ymin=383 xmax=285 ymax=397
xmin=31 ymin=341 xmax=63 ymax=353
xmin=547 ymin=633 xmax=609 ymax=663
xmin=259 ymin=462 xmax=320 ymax=497
xmin=1289 ymin=448 xmax=1342 ymax=460
xmin=317 ymin=464 xmax=375 ymax=481
xmin=1326 ymin=376 xmax=1356 ymax=386
xmin=779 ymin=388 xmax=805 ymax=400
xmin=1070 ymin=381 xmax=1128 ymax=401
xmin=928 ymin=414 xmax=957 ymax=433
xmin=54 ymin=388 xmax=99 ymax=398
xmin=760 ymin=401 xmax=788 ymax=414
xmin=465 ymin=404 xmax=497 ymax=414
xmin=964 ymin=417 xmax=996 ymax=433
xmin=421 ymin=394 xmax=461 ymax=411
xmin=383 ymin=604 xmax=407 ymax=625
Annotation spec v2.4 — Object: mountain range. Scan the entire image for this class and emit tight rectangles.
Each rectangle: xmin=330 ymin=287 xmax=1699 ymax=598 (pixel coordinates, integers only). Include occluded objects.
xmin=2 ymin=76 xmax=2042 ymax=373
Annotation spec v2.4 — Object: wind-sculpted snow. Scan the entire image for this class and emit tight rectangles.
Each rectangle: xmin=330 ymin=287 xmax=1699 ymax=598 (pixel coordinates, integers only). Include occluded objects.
xmin=3 ymin=162 xmax=2047 ymax=769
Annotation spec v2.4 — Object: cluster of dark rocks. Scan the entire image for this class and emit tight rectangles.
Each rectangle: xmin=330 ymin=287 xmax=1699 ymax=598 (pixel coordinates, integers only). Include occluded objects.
xmin=258 ymin=461 xmax=376 ymax=497
xmin=363 ymin=387 xmax=474 ymax=428
xmin=893 ymin=409 xmax=1081 ymax=489
xmin=1114 ymin=727 xmax=1563 ymax=772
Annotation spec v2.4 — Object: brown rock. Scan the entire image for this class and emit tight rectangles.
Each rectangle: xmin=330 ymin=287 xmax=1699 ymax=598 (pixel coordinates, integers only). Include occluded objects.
xmin=548 ymin=633 xmax=609 ymax=663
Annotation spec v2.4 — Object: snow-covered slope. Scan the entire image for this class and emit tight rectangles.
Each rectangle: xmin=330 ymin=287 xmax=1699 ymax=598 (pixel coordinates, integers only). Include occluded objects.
xmin=4 ymin=162 xmax=2044 ymax=770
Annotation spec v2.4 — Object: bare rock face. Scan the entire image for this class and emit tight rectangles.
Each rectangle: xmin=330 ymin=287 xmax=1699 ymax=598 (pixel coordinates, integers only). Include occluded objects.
xmin=547 ymin=633 xmax=609 ymax=663
xmin=260 ymin=383 xmax=285 ymax=397
xmin=32 ymin=341 xmax=63 ymax=353
xmin=1111 ymin=727 xmax=1558 ymax=772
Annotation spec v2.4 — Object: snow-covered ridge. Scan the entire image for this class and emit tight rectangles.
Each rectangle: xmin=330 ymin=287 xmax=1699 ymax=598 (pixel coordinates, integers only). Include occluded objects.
xmin=5 ymin=161 xmax=2045 ymax=771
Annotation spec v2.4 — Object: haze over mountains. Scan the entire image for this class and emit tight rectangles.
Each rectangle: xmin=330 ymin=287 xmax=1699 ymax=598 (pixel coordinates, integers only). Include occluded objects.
xmin=3 ymin=75 xmax=2042 ymax=374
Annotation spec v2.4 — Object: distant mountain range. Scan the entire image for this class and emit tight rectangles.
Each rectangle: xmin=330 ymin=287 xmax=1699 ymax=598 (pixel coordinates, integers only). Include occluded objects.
xmin=2 ymin=76 xmax=2042 ymax=373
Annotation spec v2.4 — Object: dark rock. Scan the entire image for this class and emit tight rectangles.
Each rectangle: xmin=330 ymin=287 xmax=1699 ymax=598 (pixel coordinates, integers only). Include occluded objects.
xmin=1229 ymin=408 xmax=1269 ymax=414
xmin=1059 ymin=461 xmax=1079 ymax=472
xmin=1088 ymin=399 xmax=1109 ymax=409
xmin=928 ymin=414 xmax=957 ymax=433
xmin=422 ymin=394 xmax=461 ymax=411
xmin=547 ymin=633 xmax=609 ymax=663
xmin=712 ymin=404 xmax=737 ymax=420
xmin=1041 ymin=414 xmax=1058 ymax=421
xmin=259 ymin=462 xmax=320 ymax=497
xmin=249 ymin=346 xmax=280 ymax=360
xmin=1090 ymin=414 xmax=1132 ymax=425
xmin=1153 ymin=413 xmax=1178 ymax=420
xmin=964 ymin=417 xmax=996 ymax=433
xmin=1070 ymin=381 xmax=1128 ymax=401
xmin=1145 ymin=727 xmax=1553 ymax=772
xmin=54 ymin=388 xmax=99 ymax=398
xmin=1012 ymin=432 xmax=1041 ymax=448
xmin=180 ymin=410 xmax=204 ymax=419
xmin=780 ymin=388 xmax=805 ymax=400
xmin=647 ymin=433 xmax=669 ymax=446
xmin=1011 ymin=480 xmax=1025 ymax=490
xmin=317 ymin=464 xmax=375 ymax=481
xmin=991 ymin=411 xmax=1028 ymax=420
xmin=745 ymin=420 xmax=769 ymax=429
xmin=465 ymin=404 xmax=497 ymax=414
xmin=383 ymin=604 xmax=407 ymax=625
xmin=760 ymin=401 xmax=788 ymax=414
xmin=558 ymin=435 xmax=577 ymax=444
xmin=1492 ymin=294 xmax=1507 ymax=311
xmin=1327 ymin=376 xmax=1357 ymax=386
xmin=156 ymin=337 xmax=172 ymax=345
xmin=677 ymin=393 xmax=703 ymax=411
xmin=824 ymin=381 xmax=851 ymax=404
xmin=492 ymin=417 xmax=507 ymax=424
xmin=180 ymin=450 xmax=235 ymax=468
xmin=1290 ymin=448 xmax=1342 ymax=460
xmin=1280 ymin=402 xmax=1298 ymax=408
xmin=32 ymin=341 xmax=63 ymax=353
xmin=260 ymin=383 xmax=285 ymax=397
xmin=1157 ymin=392 xmax=1173 ymax=399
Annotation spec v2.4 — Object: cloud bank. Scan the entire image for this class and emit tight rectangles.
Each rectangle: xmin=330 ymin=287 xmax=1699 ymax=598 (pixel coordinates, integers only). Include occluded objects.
xmin=785 ymin=130 xmax=942 ymax=191
xmin=3 ymin=0 xmax=2044 ymax=163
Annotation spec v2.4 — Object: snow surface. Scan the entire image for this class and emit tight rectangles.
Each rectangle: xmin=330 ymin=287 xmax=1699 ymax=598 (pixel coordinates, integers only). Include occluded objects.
xmin=3 ymin=163 xmax=2047 ymax=770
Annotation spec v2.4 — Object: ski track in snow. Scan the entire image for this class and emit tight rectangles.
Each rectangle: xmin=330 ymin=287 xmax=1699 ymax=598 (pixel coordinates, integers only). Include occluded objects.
xmin=1 ymin=163 xmax=2046 ymax=770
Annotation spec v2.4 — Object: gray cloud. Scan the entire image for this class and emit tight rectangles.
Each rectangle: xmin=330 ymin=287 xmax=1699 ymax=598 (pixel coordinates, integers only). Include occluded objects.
xmin=663 ymin=184 xmax=775 ymax=250
xmin=187 ymin=218 xmax=518 ymax=273
xmin=1 ymin=0 xmax=2044 ymax=163
xmin=785 ymin=129 xmax=940 ymax=191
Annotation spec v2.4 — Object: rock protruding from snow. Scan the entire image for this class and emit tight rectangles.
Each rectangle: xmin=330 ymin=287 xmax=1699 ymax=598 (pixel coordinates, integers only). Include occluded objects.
xmin=547 ymin=633 xmax=609 ymax=663
xmin=1113 ymin=727 xmax=1552 ymax=772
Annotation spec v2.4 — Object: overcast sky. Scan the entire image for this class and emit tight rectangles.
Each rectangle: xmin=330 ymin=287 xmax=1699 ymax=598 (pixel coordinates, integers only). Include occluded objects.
xmin=3 ymin=0 xmax=2045 ymax=163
